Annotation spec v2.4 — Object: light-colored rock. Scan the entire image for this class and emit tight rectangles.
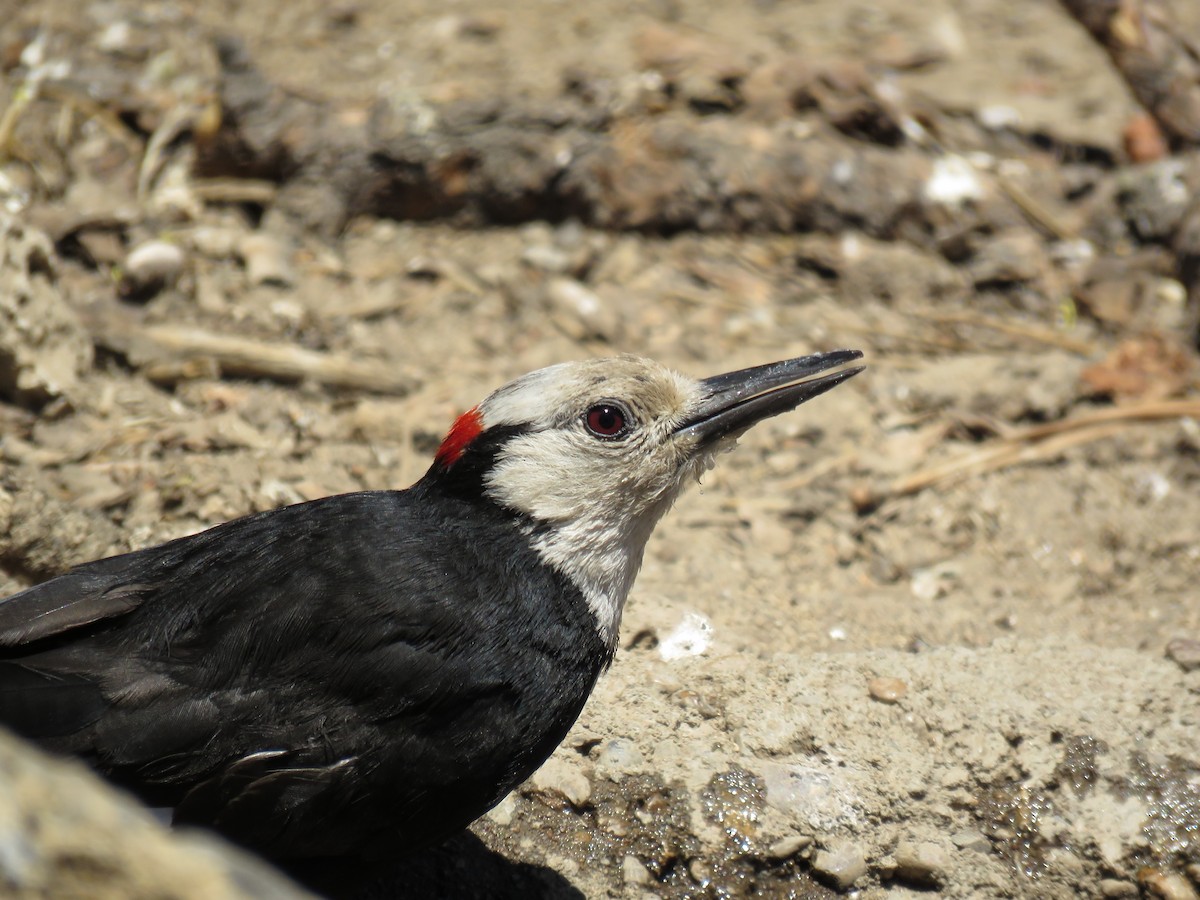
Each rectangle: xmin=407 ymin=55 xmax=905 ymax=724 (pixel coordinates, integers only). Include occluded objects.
xmin=867 ymin=676 xmax=908 ymax=703
xmin=621 ymin=854 xmax=650 ymax=885
xmin=766 ymin=833 xmax=812 ymax=859
xmin=529 ymin=756 xmax=591 ymax=808
xmin=123 ymin=240 xmax=186 ymax=295
xmin=1166 ymin=638 xmax=1200 ymax=672
xmin=545 ymin=277 xmax=620 ymax=341
xmin=893 ymin=839 xmax=950 ymax=887
xmin=1100 ymin=878 xmax=1140 ymax=898
xmin=594 ymin=738 xmax=647 ymax=782
xmin=811 ymin=840 xmax=868 ymax=890
xmin=0 ymin=214 xmax=91 ymax=408
xmin=0 ymin=729 xmax=309 ymax=898
xmin=239 ymin=233 xmax=296 ymax=287
xmin=1139 ymin=868 xmax=1200 ymax=900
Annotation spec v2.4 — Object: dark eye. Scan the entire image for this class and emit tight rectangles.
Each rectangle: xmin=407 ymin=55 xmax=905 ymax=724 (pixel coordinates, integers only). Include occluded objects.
xmin=585 ymin=404 xmax=629 ymax=439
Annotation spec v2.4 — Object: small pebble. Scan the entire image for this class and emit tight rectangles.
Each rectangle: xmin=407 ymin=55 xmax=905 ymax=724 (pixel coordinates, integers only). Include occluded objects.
xmin=949 ymin=829 xmax=988 ymax=852
xmin=239 ymin=233 xmax=296 ymax=288
xmin=688 ymin=858 xmax=712 ymax=886
xmin=486 ymin=793 xmax=517 ymax=826
xmin=595 ymin=738 xmax=646 ymax=781
xmin=811 ymin=841 xmax=868 ymax=890
xmin=893 ymin=839 xmax=949 ymax=887
xmin=1139 ymin=867 xmax=1200 ymax=900
xmin=545 ymin=277 xmax=619 ymax=341
xmin=530 ymin=757 xmax=591 ymax=808
xmin=121 ymin=240 xmax=185 ymax=300
xmin=521 ymin=243 xmax=572 ymax=273
xmin=767 ymin=833 xmax=813 ymax=859
xmin=1166 ymin=638 xmax=1200 ymax=672
xmin=867 ymin=676 xmax=908 ymax=704
xmin=189 ymin=226 xmax=241 ymax=260
xmin=1123 ymin=112 xmax=1169 ymax=163
xmin=1099 ymin=879 xmax=1139 ymax=898
xmin=622 ymin=854 xmax=650 ymax=886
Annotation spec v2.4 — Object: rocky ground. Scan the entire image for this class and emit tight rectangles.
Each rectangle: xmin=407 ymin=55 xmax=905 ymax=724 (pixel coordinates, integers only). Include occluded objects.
xmin=0 ymin=0 xmax=1199 ymax=897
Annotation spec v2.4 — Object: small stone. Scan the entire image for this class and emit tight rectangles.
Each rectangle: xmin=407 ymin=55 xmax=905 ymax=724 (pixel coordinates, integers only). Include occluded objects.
xmin=1139 ymin=867 xmax=1200 ymax=900
xmin=595 ymin=739 xmax=647 ymax=781
xmin=545 ymin=277 xmax=619 ymax=341
xmin=767 ymin=833 xmax=813 ymax=859
xmin=834 ymin=532 xmax=858 ymax=565
xmin=622 ymin=854 xmax=650 ymax=886
xmin=867 ymin=677 xmax=908 ymax=704
xmin=530 ymin=757 xmax=591 ymax=808
xmin=486 ymin=793 xmax=517 ymax=826
xmin=521 ymin=244 xmax=571 ymax=273
xmin=968 ymin=229 xmax=1045 ymax=286
xmin=811 ymin=841 xmax=868 ymax=890
xmin=761 ymin=762 xmax=856 ymax=829
xmin=1166 ymin=638 xmax=1200 ymax=672
xmin=190 ymin=226 xmax=241 ymax=260
xmin=0 ymin=214 xmax=91 ymax=409
xmin=910 ymin=566 xmax=951 ymax=601
xmin=1116 ymin=159 xmax=1190 ymax=243
xmin=239 ymin=233 xmax=295 ymax=288
xmin=120 ymin=240 xmax=185 ymax=301
xmin=1124 ymin=112 xmax=1169 ymax=163
xmin=1100 ymin=879 xmax=1139 ymax=898
xmin=949 ymin=830 xmax=988 ymax=852
xmin=894 ymin=840 xmax=949 ymax=887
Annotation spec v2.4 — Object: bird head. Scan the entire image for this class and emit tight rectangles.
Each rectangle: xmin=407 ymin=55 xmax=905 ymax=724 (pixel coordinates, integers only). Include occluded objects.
xmin=425 ymin=351 xmax=864 ymax=649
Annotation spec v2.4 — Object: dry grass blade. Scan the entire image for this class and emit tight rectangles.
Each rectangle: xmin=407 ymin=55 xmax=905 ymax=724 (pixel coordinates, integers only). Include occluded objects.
xmin=883 ymin=398 xmax=1200 ymax=500
xmin=918 ymin=309 xmax=1096 ymax=355
xmin=38 ymin=82 xmax=143 ymax=157
xmin=190 ymin=178 xmax=280 ymax=205
xmin=992 ymin=171 xmax=1078 ymax=240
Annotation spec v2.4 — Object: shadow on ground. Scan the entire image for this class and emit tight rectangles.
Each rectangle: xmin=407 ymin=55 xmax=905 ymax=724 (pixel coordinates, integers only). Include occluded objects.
xmin=286 ymin=832 xmax=584 ymax=900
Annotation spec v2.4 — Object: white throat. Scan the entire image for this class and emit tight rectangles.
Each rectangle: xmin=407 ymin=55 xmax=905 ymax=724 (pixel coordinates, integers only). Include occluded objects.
xmin=521 ymin=508 xmax=667 ymax=651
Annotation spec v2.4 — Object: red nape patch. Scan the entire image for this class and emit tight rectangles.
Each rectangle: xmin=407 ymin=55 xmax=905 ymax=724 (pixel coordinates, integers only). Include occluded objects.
xmin=435 ymin=406 xmax=484 ymax=467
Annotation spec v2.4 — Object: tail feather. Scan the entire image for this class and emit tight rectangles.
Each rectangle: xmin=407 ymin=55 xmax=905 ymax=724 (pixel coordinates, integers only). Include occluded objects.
xmin=0 ymin=660 xmax=105 ymax=739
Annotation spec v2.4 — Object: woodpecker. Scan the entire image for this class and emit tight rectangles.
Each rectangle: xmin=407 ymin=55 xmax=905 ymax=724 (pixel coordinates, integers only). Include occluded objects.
xmin=0 ymin=350 xmax=862 ymax=860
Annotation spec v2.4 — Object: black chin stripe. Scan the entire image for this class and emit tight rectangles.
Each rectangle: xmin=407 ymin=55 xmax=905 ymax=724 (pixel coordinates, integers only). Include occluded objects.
xmin=423 ymin=424 xmax=531 ymax=502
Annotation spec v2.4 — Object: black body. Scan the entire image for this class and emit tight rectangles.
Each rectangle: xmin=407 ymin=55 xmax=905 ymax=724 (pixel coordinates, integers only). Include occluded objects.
xmin=0 ymin=470 xmax=609 ymax=859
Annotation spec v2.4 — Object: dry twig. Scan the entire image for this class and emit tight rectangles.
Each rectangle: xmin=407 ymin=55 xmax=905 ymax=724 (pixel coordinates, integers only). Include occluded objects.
xmin=88 ymin=312 xmax=418 ymax=395
xmin=917 ymin=309 xmax=1097 ymax=355
xmin=875 ymin=398 xmax=1200 ymax=502
xmin=1058 ymin=0 xmax=1200 ymax=145
xmin=139 ymin=325 xmax=417 ymax=394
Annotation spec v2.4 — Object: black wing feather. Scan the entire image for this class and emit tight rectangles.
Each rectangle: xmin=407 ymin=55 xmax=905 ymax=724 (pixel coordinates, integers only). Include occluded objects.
xmin=0 ymin=568 xmax=149 ymax=645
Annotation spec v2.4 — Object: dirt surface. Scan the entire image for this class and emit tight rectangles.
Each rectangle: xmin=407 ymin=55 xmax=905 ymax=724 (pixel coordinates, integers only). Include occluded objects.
xmin=1 ymin=0 xmax=1199 ymax=897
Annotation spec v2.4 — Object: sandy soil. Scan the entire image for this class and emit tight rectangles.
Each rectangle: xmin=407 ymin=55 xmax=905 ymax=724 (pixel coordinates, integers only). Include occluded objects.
xmin=1 ymin=0 xmax=1198 ymax=897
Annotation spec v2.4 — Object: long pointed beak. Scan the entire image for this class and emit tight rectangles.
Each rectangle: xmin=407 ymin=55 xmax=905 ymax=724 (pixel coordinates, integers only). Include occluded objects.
xmin=675 ymin=350 xmax=865 ymax=445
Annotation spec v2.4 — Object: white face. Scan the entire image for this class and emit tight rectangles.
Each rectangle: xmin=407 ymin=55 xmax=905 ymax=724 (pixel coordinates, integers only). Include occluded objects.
xmin=479 ymin=357 xmax=723 ymax=649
